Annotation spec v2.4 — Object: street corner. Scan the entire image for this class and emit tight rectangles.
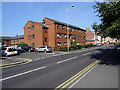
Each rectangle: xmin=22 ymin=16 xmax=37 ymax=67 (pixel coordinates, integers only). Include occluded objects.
xmin=0 ymin=57 xmax=32 ymax=69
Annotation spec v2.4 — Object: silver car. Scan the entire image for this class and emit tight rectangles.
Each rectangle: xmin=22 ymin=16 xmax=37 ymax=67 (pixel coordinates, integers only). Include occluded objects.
xmin=36 ymin=46 xmax=52 ymax=52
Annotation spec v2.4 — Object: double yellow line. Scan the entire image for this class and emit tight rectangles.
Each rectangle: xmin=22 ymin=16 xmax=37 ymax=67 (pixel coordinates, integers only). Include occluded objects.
xmin=54 ymin=60 xmax=100 ymax=90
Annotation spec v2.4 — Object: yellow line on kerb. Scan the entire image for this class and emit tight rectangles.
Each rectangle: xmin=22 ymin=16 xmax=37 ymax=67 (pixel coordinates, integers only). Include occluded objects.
xmin=54 ymin=60 xmax=100 ymax=90
xmin=1 ymin=58 xmax=32 ymax=69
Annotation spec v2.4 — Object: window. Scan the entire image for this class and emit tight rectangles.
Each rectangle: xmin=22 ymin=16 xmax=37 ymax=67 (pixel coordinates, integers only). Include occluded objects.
xmin=78 ymin=36 xmax=80 ymax=39
xmin=75 ymin=29 xmax=76 ymax=31
xmin=44 ymin=30 xmax=47 ymax=33
xmin=45 ymin=38 xmax=47 ymax=42
xmin=32 ymin=25 xmax=34 ymax=30
xmin=57 ymin=33 xmax=61 ymax=38
xmin=32 ymin=34 xmax=35 ymax=38
xmin=64 ymin=34 xmax=67 ymax=38
xmin=28 ymin=36 xmax=30 ymax=40
xmin=84 ymin=36 xmax=85 ymax=39
xmin=84 ymin=42 xmax=86 ymax=45
xmin=81 ymin=31 xmax=82 ymax=33
xmin=74 ymin=35 xmax=76 ymax=39
xmin=81 ymin=36 xmax=82 ymax=39
xmin=62 ymin=25 xmax=64 ymax=29
xmin=71 ymin=28 xmax=74 ymax=32
xmin=17 ymin=39 xmax=18 ymax=42
xmin=28 ymin=27 xmax=30 ymax=31
xmin=67 ymin=27 xmax=69 ymax=30
xmin=64 ymin=42 xmax=67 ymax=46
xmin=14 ymin=40 xmax=15 ymax=42
xmin=32 ymin=43 xmax=35 ymax=48
xmin=78 ymin=30 xmax=80 ymax=32
xmin=57 ymin=42 xmax=61 ymax=46
xmin=69 ymin=35 xmax=72 ymax=39
xmin=57 ymin=24 xmax=60 ymax=29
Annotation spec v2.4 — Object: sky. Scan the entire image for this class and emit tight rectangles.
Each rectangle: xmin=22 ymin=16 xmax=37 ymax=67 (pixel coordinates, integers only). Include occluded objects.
xmin=2 ymin=2 xmax=101 ymax=36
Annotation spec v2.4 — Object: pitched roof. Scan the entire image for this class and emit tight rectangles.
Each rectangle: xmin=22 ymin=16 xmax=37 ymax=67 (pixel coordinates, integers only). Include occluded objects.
xmin=0 ymin=36 xmax=12 ymax=40
xmin=45 ymin=17 xmax=86 ymax=31
xmin=10 ymin=35 xmax=24 ymax=39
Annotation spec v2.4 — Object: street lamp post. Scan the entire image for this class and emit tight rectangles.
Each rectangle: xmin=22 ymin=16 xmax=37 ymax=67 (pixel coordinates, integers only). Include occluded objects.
xmin=67 ymin=5 xmax=74 ymax=51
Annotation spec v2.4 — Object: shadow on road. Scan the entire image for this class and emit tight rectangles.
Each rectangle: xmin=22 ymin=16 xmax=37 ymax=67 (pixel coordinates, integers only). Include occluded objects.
xmin=91 ymin=48 xmax=120 ymax=66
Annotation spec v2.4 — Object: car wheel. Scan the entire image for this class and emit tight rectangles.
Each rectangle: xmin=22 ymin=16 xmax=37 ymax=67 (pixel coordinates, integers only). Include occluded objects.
xmin=28 ymin=50 xmax=31 ymax=52
xmin=44 ymin=50 xmax=46 ymax=53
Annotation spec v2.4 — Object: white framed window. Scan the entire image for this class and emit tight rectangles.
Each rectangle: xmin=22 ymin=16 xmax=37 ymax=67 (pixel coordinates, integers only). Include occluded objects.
xmin=81 ymin=42 xmax=82 ymax=45
xmin=31 ymin=25 xmax=34 ymax=30
xmin=71 ymin=28 xmax=74 ymax=32
xmin=28 ymin=36 xmax=30 ymax=40
xmin=28 ymin=27 xmax=30 ymax=31
xmin=62 ymin=25 xmax=64 ymax=29
xmin=32 ymin=34 xmax=35 ymax=38
xmin=57 ymin=24 xmax=60 ymax=29
xmin=81 ymin=36 xmax=82 ymax=39
xmin=74 ymin=35 xmax=76 ymax=39
xmin=57 ymin=33 xmax=61 ymax=38
xmin=64 ymin=42 xmax=67 ymax=46
xmin=74 ymin=29 xmax=76 ymax=31
xmin=57 ymin=42 xmax=61 ymax=46
xmin=81 ymin=31 xmax=82 ymax=33
xmin=64 ymin=34 xmax=67 ymax=38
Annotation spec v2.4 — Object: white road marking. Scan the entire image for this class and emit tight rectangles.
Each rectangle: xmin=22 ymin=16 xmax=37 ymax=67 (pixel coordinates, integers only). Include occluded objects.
xmin=52 ymin=54 xmax=62 ymax=56
xmin=34 ymin=58 xmax=41 ymax=60
xmin=94 ymin=51 xmax=99 ymax=53
xmin=57 ymin=57 xmax=77 ymax=64
xmin=41 ymin=57 xmax=45 ymax=59
xmin=83 ymin=52 xmax=91 ymax=56
xmin=0 ymin=66 xmax=46 ymax=81
xmin=68 ymin=64 xmax=98 ymax=88
xmin=46 ymin=53 xmax=55 ymax=54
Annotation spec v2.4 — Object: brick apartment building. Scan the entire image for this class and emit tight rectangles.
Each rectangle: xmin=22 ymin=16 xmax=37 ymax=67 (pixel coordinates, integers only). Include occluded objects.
xmin=24 ymin=17 xmax=86 ymax=50
xmin=1 ymin=35 xmax=24 ymax=46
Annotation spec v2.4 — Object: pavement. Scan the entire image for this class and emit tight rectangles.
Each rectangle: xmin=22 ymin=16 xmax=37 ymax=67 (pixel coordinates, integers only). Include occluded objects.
xmin=72 ymin=47 xmax=120 ymax=89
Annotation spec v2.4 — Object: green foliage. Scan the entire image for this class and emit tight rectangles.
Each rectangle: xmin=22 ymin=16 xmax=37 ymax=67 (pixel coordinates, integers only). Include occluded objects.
xmin=85 ymin=44 xmax=89 ymax=48
xmin=17 ymin=42 xmax=28 ymax=48
xmin=72 ymin=41 xmax=79 ymax=47
xmin=88 ymin=43 xmax=94 ymax=47
xmin=60 ymin=47 xmax=67 ymax=51
xmin=93 ymin=1 xmax=120 ymax=39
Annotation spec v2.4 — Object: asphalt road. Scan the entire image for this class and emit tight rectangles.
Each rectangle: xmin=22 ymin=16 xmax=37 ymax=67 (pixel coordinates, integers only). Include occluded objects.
xmin=1 ymin=46 xmax=113 ymax=88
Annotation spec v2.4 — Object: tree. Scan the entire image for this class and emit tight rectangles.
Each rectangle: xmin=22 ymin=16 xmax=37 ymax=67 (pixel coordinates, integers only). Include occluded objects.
xmin=17 ymin=42 xmax=28 ymax=48
xmin=92 ymin=1 xmax=120 ymax=39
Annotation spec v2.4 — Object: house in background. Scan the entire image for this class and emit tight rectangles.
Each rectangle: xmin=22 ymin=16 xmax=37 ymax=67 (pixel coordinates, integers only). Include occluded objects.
xmin=24 ymin=17 xmax=86 ymax=50
xmin=0 ymin=35 xmax=24 ymax=46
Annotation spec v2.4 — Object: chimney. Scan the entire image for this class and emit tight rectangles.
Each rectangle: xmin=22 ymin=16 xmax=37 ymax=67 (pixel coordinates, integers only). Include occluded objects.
xmin=16 ymin=35 xmax=18 ymax=36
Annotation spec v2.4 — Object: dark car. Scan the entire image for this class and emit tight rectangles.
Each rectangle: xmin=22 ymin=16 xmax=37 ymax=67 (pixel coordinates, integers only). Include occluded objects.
xmin=22 ymin=46 xmax=34 ymax=52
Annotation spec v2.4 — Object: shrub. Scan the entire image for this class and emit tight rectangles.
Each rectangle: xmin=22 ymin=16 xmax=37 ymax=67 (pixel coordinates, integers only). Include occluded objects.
xmin=89 ymin=43 xmax=94 ymax=47
xmin=85 ymin=44 xmax=89 ymax=48
xmin=60 ymin=47 xmax=67 ymax=51
xmin=17 ymin=42 xmax=28 ymax=48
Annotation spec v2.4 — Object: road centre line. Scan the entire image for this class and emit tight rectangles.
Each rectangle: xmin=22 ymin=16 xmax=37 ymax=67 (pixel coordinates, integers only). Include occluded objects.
xmin=55 ymin=60 xmax=100 ymax=89
xmin=68 ymin=64 xmax=98 ymax=88
xmin=57 ymin=57 xmax=77 ymax=64
xmin=0 ymin=66 xmax=45 ymax=81
xmin=83 ymin=52 xmax=91 ymax=56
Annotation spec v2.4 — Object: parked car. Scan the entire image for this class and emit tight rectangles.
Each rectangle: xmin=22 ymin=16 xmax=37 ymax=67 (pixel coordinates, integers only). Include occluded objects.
xmin=35 ymin=46 xmax=52 ymax=52
xmin=22 ymin=46 xmax=34 ymax=52
xmin=2 ymin=47 xmax=18 ymax=57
